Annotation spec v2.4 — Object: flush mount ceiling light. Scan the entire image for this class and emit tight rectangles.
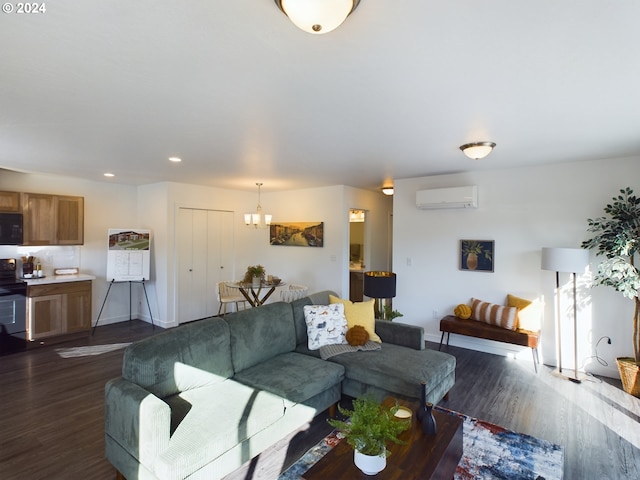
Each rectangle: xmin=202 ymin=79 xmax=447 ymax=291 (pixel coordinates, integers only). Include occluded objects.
xmin=245 ymin=183 xmax=272 ymax=229
xmin=274 ymin=0 xmax=360 ymax=34
xmin=381 ymin=186 xmax=394 ymax=196
xmin=459 ymin=142 xmax=496 ymax=160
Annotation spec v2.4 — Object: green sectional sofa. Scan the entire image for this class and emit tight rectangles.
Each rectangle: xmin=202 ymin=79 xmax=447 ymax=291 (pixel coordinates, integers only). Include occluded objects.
xmin=104 ymin=291 xmax=455 ymax=480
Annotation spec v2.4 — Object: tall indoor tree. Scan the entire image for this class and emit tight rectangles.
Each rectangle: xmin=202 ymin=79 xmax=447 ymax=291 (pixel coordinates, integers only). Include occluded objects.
xmin=582 ymin=187 xmax=640 ymax=397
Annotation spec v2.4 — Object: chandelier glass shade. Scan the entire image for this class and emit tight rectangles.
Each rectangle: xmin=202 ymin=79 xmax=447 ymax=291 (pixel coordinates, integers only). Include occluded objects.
xmin=275 ymin=0 xmax=360 ymax=34
xmin=245 ymin=183 xmax=272 ymax=229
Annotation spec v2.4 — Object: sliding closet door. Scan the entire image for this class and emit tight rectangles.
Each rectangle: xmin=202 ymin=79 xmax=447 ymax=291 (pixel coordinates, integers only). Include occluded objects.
xmin=177 ymin=208 xmax=234 ymax=324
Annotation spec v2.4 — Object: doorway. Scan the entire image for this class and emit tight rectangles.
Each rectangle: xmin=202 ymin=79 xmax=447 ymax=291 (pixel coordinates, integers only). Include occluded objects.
xmin=349 ymin=209 xmax=366 ymax=301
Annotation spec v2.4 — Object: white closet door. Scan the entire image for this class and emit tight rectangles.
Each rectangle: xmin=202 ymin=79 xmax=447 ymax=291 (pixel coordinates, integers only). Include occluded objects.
xmin=177 ymin=208 xmax=194 ymax=324
xmin=206 ymin=210 xmax=234 ymax=315
xmin=178 ymin=208 xmax=234 ymax=323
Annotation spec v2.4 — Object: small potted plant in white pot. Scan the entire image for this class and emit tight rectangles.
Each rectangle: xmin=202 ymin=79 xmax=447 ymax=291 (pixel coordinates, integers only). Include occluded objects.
xmin=243 ymin=265 xmax=265 ymax=287
xmin=582 ymin=187 xmax=640 ymax=397
xmin=328 ymin=395 xmax=410 ymax=475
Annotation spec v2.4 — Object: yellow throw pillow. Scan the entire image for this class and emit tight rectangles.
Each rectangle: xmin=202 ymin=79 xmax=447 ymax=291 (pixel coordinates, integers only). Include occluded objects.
xmin=329 ymin=295 xmax=382 ymax=343
xmin=506 ymin=294 xmax=542 ymax=332
xmin=506 ymin=294 xmax=531 ymax=310
xmin=454 ymin=304 xmax=472 ymax=319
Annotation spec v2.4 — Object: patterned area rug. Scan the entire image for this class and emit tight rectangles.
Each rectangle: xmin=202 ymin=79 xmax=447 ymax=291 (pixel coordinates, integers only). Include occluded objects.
xmin=279 ymin=406 xmax=564 ymax=480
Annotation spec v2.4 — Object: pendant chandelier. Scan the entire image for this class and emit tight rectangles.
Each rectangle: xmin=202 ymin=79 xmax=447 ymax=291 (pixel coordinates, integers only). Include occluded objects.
xmin=245 ymin=183 xmax=272 ymax=229
xmin=274 ymin=0 xmax=361 ymax=35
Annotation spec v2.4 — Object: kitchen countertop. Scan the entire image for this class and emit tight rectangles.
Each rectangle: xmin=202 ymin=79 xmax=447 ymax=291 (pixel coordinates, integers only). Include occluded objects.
xmin=23 ymin=274 xmax=96 ymax=285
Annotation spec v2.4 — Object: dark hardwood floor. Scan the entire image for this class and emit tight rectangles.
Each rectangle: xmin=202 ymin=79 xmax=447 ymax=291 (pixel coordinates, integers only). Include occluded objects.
xmin=1 ymin=321 xmax=638 ymax=480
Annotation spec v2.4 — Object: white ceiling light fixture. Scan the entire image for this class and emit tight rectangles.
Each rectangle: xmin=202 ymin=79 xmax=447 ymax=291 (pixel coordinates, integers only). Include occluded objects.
xmin=245 ymin=183 xmax=272 ymax=229
xmin=168 ymin=156 xmax=182 ymax=163
xmin=460 ymin=142 xmax=496 ymax=160
xmin=381 ymin=186 xmax=394 ymax=196
xmin=274 ymin=0 xmax=360 ymax=35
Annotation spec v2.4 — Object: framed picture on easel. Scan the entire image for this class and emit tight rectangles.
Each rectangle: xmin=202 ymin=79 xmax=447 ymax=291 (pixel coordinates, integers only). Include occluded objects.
xmin=106 ymin=229 xmax=152 ymax=281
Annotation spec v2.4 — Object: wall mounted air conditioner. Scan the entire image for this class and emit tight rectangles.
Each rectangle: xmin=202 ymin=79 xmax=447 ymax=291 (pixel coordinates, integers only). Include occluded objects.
xmin=416 ymin=185 xmax=478 ymax=209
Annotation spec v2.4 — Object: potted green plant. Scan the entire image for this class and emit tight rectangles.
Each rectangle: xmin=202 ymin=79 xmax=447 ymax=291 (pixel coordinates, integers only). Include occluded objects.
xmin=581 ymin=187 xmax=640 ymax=397
xmin=383 ymin=305 xmax=404 ymax=321
xmin=243 ymin=265 xmax=265 ymax=286
xmin=328 ymin=395 xmax=410 ymax=475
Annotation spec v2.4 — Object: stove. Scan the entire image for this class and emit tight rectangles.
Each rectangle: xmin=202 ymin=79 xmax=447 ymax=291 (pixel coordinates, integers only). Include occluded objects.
xmin=0 ymin=259 xmax=27 ymax=355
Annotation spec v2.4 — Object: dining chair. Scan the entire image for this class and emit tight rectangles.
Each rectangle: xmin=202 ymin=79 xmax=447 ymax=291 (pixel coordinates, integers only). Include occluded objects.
xmin=217 ymin=282 xmax=249 ymax=315
xmin=280 ymin=284 xmax=309 ymax=303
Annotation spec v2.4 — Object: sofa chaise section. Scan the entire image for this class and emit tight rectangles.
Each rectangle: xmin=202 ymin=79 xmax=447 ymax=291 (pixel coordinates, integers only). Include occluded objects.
xmin=291 ymin=291 xmax=456 ymax=404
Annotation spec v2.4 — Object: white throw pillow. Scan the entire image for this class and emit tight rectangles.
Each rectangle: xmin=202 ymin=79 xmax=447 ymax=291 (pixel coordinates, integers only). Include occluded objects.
xmin=303 ymin=304 xmax=349 ymax=350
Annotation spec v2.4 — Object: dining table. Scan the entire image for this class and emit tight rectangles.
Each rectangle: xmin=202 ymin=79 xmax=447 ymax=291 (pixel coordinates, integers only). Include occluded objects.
xmin=225 ymin=281 xmax=284 ymax=307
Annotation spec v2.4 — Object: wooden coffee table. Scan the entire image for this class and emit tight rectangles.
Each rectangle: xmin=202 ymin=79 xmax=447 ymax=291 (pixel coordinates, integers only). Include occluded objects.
xmin=301 ymin=397 xmax=463 ymax=480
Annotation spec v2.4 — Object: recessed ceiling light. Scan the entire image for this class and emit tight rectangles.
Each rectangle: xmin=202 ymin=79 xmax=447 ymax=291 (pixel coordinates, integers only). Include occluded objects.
xmin=169 ymin=157 xmax=182 ymax=163
xmin=104 ymin=172 xmax=115 ymax=177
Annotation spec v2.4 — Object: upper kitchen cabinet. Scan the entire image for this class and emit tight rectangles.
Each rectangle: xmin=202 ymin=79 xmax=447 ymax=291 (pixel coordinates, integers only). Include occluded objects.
xmin=0 ymin=191 xmax=21 ymax=212
xmin=22 ymin=193 xmax=84 ymax=245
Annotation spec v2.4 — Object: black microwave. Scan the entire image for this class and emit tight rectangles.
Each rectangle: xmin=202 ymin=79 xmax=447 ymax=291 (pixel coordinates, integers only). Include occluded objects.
xmin=0 ymin=213 xmax=23 ymax=245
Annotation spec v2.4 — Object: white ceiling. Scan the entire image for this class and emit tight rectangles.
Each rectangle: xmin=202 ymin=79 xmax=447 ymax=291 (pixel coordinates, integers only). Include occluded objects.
xmin=2 ymin=1 xmax=640 ymax=193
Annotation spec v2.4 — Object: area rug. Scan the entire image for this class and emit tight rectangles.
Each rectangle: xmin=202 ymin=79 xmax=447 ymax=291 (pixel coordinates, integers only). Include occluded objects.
xmin=279 ymin=406 xmax=564 ymax=480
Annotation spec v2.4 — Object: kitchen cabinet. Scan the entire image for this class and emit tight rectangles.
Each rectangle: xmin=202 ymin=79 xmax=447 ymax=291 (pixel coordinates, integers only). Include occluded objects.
xmin=28 ymin=280 xmax=92 ymax=341
xmin=22 ymin=193 xmax=84 ymax=245
xmin=0 ymin=191 xmax=21 ymax=212
xmin=28 ymin=293 xmax=64 ymax=338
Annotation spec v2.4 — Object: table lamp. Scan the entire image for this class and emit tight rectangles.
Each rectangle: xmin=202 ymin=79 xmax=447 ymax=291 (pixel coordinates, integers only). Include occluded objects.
xmin=541 ymin=247 xmax=589 ymax=383
xmin=364 ymin=271 xmax=396 ymax=320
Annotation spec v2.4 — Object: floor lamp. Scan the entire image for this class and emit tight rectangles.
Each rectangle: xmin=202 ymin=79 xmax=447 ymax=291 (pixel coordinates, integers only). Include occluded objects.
xmin=363 ymin=271 xmax=396 ymax=320
xmin=541 ymin=247 xmax=589 ymax=383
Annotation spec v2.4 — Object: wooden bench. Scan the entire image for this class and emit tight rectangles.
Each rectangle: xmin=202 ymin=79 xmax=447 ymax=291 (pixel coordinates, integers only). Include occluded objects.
xmin=438 ymin=315 xmax=540 ymax=372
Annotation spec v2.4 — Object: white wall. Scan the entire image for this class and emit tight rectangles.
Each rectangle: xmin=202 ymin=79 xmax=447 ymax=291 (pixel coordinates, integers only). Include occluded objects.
xmin=393 ymin=156 xmax=640 ymax=379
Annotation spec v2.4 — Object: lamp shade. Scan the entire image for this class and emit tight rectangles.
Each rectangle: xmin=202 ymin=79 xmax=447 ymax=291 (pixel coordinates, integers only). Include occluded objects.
xmin=541 ymin=247 xmax=589 ymax=273
xmin=363 ymin=271 xmax=396 ymax=298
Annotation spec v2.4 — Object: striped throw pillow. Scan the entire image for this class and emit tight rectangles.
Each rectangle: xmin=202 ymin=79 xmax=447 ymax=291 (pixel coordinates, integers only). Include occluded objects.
xmin=470 ymin=298 xmax=518 ymax=330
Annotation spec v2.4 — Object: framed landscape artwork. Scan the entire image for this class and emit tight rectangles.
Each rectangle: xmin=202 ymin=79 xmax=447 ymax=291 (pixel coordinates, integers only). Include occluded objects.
xmin=459 ymin=240 xmax=494 ymax=272
xmin=270 ymin=222 xmax=324 ymax=247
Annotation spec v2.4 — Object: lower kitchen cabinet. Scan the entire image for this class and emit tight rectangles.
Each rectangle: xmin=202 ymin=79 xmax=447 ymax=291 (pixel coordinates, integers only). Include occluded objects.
xmin=27 ymin=280 xmax=92 ymax=341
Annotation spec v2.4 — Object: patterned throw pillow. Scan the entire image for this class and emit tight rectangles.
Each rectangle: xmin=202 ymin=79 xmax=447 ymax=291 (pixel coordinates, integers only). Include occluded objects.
xmin=303 ymin=304 xmax=349 ymax=350
xmin=328 ymin=295 xmax=382 ymax=343
xmin=470 ymin=298 xmax=518 ymax=331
